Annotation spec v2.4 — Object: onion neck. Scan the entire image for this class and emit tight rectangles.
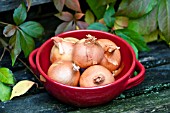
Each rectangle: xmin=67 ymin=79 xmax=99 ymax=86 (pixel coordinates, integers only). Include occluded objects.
xmin=72 ymin=63 xmax=80 ymax=71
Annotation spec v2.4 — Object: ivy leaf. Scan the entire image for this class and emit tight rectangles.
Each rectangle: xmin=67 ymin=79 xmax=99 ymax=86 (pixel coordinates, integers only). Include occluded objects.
xmin=26 ymin=0 xmax=32 ymax=12
xmin=122 ymin=38 xmax=139 ymax=59
xmin=10 ymin=80 xmax=35 ymax=100
xmin=53 ymin=0 xmax=65 ymax=12
xmin=19 ymin=21 xmax=44 ymax=38
xmin=18 ymin=29 xmax=35 ymax=58
xmin=85 ymin=10 xmax=95 ymax=25
xmin=115 ymin=29 xmax=150 ymax=52
xmin=13 ymin=2 xmax=27 ymax=25
xmin=143 ymin=30 xmax=158 ymax=43
xmin=97 ymin=0 xmax=117 ymax=6
xmin=86 ymin=0 xmax=107 ymax=19
xmin=113 ymin=16 xmax=129 ymax=30
xmin=55 ymin=21 xmax=76 ymax=35
xmin=87 ymin=22 xmax=109 ymax=32
xmin=65 ymin=0 xmax=82 ymax=12
xmin=0 ymin=67 xmax=15 ymax=85
xmin=158 ymin=0 xmax=170 ymax=45
xmin=0 ymin=82 xmax=11 ymax=102
xmin=116 ymin=0 xmax=157 ymax=18
xmin=3 ymin=24 xmax=16 ymax=37
xmin=74 ymin=13 xmax=84 ymax=20
xmin=54 ymin=12 xmax=73 ymax=21
xmin=128 ymin=5 xmax=158 ymax=35
xmin=76 ymin=21 xmax=88 ymax=29
xmin=9 ymin=31 xmax=21 ymax=66
xmin=104 ymin=5 xmax=115 ymax=28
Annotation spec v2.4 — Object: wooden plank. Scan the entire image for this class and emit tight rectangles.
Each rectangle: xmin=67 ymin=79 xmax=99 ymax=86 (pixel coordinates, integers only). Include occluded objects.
xmin=0 ymin=88 xmax=169 ymax=113
xmin=0 ymin=0 xmax=52 ymax=12
xmin=69 ymin=88 xmax=170 ymax=113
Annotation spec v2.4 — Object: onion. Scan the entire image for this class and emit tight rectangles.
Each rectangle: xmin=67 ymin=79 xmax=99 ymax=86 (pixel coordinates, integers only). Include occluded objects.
xmin=97 ymin=39 xmax=121 ymax=73
xmin=50 ymin=36 xmax=79 ymax=63
xmin=47 ymin=61 xmax=80 ymax=86
xmin=72 ymin=34 xmax=104 ymax=68
xmin=112 ymin=62 xmax=124 ymax=77
xmin=79 ymin=65 xmax=115 ymax=87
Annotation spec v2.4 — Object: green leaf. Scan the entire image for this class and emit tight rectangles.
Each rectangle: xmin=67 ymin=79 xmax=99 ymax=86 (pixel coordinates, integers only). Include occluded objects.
xmin=143 ymin=30 xmax=158 ymax=43
xmin=128 ymin=5 xmax=158 ymax=35
xmin=0 ymin=68 xmax=15 ymax=85
xmin=19 ymin=21 xmax=44 ymax=38
xmin=13 ymin=2 xmax=27 ymax=25
xmin=85 ymin=10 xmax=95 ymax=25
xmin=9 ymin=31 xmax=21 ymax=66
xmin=104 ymin=5 xmax=115 ymax=28
xmin=158 ymin=0 xmax=170 ymax=45
xmin=87 ymin=22 xmax=109 ymax=32
xmin=86 ymin=0 xmax=107 ymax=19
xmin=123 ymin=38 xmax=139 ymax=59
xmin=0 ymin=82 xmax=11 ymax=102
xmin=97 ymin=0 xmax=117 ymax=6
xmin=3 ymin=24 xmax=16 ymax=37
xmin=115 ymin=29 xmax=150 ymax=52
xmin=18 ymin=29 xmax=35 ymax=57
xmin=116 ymin=0 xmax=157 ymax=18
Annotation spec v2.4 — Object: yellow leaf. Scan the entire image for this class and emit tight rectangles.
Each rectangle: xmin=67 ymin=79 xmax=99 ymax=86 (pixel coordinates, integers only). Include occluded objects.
xmin=40 ymin=75 xmax=46 ymax=82
xmin=10 ymin=80 xmax=35 ymax=100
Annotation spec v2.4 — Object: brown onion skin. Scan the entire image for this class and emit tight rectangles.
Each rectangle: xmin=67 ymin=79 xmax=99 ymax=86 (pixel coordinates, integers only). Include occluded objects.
xmin=79 ymin=65 xmax=115 ymax=87
xmin=47 ymin=61 xmax=80 ymax=86
xmin=97 ymin=39 xmax=121 ymax=72
xmin=72 ymin=38 xmax=104 ymax=68
xmin=50 ymin=37 xmax=79 ymax=63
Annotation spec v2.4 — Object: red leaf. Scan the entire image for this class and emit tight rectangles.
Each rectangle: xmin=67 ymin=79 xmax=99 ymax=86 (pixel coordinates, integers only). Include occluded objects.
xmin=54 ymin=12 xmax=73 ymax=21
xmin=53 ymin=0 xmax=65 ymax=12
xmin=26 ymin=0 xmax=32 ymax=12
xmin=65 ymin=0 xmax=82 ymax=12
xmin=76 ymin=21 xmax=88 ymax=29
xmin=55 ymin=21 xmax=76 ymax=35
xmin=74 ymin=13 xmax=84 ymax=20
xmin=3 ymin=24 xmax=16 ymax=37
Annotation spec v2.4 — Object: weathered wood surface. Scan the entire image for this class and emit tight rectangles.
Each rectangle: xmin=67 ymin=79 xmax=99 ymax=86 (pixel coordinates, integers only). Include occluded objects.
xmin=0 ymin=0 xmax=52 ymax=12
xmin=0 ymin=41 xmax=170 ymax=113
xmin=0 ymin=2 xmax=170 ymax=112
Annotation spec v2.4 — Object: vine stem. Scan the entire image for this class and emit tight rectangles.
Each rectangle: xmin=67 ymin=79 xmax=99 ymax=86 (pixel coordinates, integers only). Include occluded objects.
xmin=0 ymin=47 xmax=6 ymax=61
xmin=0 ymin=37 xmax=42 ymax=83
xmin=0 ymin=21 xmax=9 ymax=25
xmin=0 ymin=37 xmax=8 ymax=61
xmin=17 ymin=58 xmax=41 ymax=83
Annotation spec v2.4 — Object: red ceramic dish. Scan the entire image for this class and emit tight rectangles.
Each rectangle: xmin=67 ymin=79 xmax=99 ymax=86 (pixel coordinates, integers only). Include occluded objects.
xmin=29 ymin=30 xmax=145 ymax=107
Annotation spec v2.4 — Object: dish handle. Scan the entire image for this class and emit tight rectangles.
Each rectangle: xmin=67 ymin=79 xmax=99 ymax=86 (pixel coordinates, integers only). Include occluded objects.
xmin=29 ymin=48 xmax=39 ymax=76
xmin=125 ymin=60 xmax=145 ymax=90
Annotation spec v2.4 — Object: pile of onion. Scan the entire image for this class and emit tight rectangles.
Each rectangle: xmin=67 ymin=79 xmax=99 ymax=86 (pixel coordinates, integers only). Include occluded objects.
xmin=47 ymin=35 xmax=123 ymax=87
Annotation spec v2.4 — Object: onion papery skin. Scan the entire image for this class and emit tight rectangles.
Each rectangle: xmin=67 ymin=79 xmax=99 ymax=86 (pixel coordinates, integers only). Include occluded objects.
xmin=97 ymin=39 xmax=121 ymax=72
xmin=47 ymin=61 xmax=80 ymax=86
xmin=50 ymin=37 xmax=79 ymax=63
xmin=72 ymin=38 xmax=104 ymax=68
xmin=79 ymin=65 xmax=115 ymax=87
